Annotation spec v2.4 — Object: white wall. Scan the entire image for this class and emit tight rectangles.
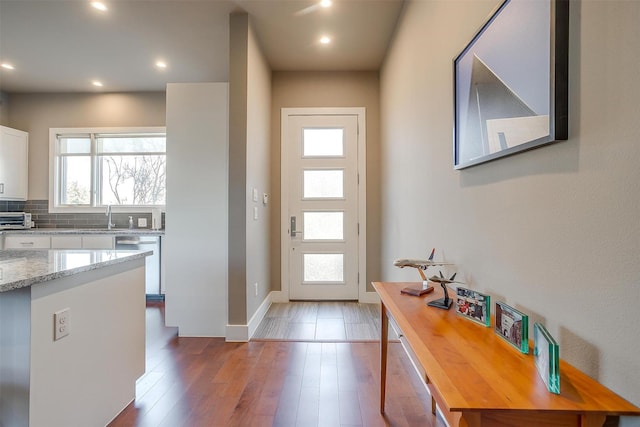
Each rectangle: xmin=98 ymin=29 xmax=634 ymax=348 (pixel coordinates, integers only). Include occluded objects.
xmin=165 ymin=83 xmax=228 ymax=337
xmin=381 ymin=0 xmax=640 ymax=412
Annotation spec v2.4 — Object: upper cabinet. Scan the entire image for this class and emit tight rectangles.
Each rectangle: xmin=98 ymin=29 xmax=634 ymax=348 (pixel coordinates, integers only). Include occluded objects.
xmin=0 ymin=125 xmax=29 ymax=201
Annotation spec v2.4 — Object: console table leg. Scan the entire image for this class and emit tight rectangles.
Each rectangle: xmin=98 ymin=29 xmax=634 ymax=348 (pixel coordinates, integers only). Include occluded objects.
xmin=380 ymin=302 xmax=389 ymax=414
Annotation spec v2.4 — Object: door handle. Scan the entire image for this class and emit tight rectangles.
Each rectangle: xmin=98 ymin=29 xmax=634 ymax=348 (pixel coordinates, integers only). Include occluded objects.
xmin=290 ymin=216 xmax=302 ymax=236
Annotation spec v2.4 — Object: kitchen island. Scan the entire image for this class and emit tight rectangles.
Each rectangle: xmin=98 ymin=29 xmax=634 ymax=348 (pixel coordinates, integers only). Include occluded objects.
xmin=0 ymin=249 xmax=150 ymax=427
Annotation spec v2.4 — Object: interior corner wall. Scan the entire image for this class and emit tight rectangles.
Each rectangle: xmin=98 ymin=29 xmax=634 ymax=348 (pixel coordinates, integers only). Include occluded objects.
xmin=380 ymin=0 xmax=640 ymax=411
xmin=228 ymin=12 xmax=249 ymax=326
xmin=6 ymin=92 xmax=166 ymax=199
xmin=245 ymin=18 xmax=272 ymax=320
xmin=0 ymin=91 xmax=9 ymax=126
xmin=270 ymin=71 xmax=382 ymax=295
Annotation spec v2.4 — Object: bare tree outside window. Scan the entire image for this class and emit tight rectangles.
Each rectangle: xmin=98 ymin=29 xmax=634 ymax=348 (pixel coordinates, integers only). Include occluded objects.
xmin=103 ymin=155 xmax=166 ymax=205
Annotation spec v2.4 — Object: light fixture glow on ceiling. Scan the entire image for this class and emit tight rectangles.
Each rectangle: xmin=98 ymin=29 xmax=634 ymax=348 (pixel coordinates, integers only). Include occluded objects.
xmin=320 ymin=36 xmax=331 ymax=45
xmin=1 ymin=63 xmax=15 ymax=70
xmin=92 ymin=80 xmax=103 ymax=87
xmin=91 ymin=2 xmax=108 ymax=12
xmin=155 ymin=61 xmax=167 ymax=69
xmin=320 ymin=0 xmax=332 ymax=8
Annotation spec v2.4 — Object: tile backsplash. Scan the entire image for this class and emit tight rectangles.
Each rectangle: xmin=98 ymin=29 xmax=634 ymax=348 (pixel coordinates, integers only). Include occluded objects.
xmin=1 ymin=199 xmax=165 ymax=230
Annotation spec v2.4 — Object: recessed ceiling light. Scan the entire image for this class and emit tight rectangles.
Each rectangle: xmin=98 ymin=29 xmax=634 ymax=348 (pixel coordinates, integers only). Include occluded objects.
xmin=91 ymin=1 xmax=108 ymax=12
xmin=320 ymin=0 xmax=332 ymax=8
xmin=155 ymin=61 xmax=167 ymax=69
xmin=92 ymin=80 xmax=103 ymax=87
xmin=1 ymin=63 xmax=15 ymax=70
xmin=320 ymin=36 xmax=331 ymax=45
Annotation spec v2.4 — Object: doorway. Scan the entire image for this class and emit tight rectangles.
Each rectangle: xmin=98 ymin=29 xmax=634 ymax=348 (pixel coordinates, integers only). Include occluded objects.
xmin=281 ymin=108 xmax=366 ymax=301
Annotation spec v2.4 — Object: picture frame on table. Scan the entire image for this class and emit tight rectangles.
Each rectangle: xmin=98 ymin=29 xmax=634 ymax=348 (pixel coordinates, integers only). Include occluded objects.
xmin=494 ymin=301 xmax=529 ymax=353
xmin=455 ymin=287 xmax=490 ymax=326
xmin=534 ymin=322 xmax=560 ymax=394
xmin=453 ymin=0 xmax=569 ymax=169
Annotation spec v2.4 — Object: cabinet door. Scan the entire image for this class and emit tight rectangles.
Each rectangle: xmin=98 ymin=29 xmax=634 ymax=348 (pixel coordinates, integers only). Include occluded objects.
xmin=51 ymin=235 xmax=83 ymax=249
xmin=82 ymin=235 xmax=114 ymax=249
xmin=0 ymin=126 xmax=29 ymax=201
xmin=4 ymin=235 xmax=50 ymax=249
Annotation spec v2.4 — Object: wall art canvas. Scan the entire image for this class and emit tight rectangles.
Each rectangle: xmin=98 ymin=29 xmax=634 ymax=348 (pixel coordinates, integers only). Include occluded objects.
xmin=453 ymin=0 xmax=569 ymax=169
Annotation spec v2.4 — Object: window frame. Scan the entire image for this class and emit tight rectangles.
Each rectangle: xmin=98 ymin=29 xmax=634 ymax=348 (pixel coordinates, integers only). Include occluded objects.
xmin=49 ymin=126 xmax=167 ymax=213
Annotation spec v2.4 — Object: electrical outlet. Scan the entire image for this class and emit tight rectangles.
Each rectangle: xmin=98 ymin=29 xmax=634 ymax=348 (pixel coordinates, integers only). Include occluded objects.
xmin=254 ymin=282 xmax=258 ymax=297
xmin=138 ymin=218 xmax=147 ymax=227
xmin=54 ymin=308 xmax=70 ymax=341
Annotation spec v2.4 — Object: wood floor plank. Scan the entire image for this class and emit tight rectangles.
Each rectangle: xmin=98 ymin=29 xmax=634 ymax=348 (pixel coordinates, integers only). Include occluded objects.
xmin=108 ymin=303 xmax=447 ymax=427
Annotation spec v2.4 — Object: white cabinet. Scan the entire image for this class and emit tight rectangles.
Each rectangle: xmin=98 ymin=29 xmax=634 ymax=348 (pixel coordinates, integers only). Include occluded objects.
xmin=4 ymin=235 xmax=50 ymax=249
xmin=81 ymin=235 xmax=114 ymax=249
xmin=50 ymin=235 xmax=83 ymax=248
xmin=6 ymin=234 xmax=114 ymax=249
xmin=0 ymin=126 xmax=29 ymax=201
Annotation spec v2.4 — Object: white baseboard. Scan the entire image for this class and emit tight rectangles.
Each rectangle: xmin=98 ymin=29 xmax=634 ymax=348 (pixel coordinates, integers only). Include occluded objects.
xmin=225 ymin=291 xmax=274 ymax=342
xmin=359 ymin=291 xmax=380 ymax=304
xmin=270 ymin=290 xmax=287 ymax=303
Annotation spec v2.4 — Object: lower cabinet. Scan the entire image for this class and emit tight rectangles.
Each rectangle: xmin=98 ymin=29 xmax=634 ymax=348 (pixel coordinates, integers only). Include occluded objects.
xmin=80 ymin=235 xmax=114 ymax=249
xmin=3 ymin=235 xmax=51 ymax=249
xmin=5 ymin=234 xmax=114 ymax=249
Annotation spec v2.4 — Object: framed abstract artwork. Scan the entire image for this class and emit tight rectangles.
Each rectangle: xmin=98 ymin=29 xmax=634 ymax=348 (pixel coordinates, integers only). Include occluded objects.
xmin=453 ymin=0 xmax=569 ymax=169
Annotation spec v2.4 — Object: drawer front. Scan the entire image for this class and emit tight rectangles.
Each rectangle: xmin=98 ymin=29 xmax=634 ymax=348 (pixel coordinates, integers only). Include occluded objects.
xmin=51 ymin=235 xmax=83 ymax=249
xmin=4 ymin=235 xmax=51 ymax=249
xmin=82 ymin=235 xmax=114 ymax=249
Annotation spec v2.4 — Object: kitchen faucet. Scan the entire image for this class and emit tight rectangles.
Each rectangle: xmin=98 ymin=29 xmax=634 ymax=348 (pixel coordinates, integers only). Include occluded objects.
xmin=106 ymin=205 xmax=115 ymax=230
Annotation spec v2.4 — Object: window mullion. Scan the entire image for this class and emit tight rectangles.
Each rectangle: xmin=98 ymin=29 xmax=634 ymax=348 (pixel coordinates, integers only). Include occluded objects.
xmin=91 ymin=133 xmax=99 ymax=207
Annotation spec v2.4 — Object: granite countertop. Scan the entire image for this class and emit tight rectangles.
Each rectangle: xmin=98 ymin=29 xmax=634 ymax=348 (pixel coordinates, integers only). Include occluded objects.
xmin=0 ymin=228 xmax=164 ymax=236
xmin=0 ymin=249 xmax=152 ymax=293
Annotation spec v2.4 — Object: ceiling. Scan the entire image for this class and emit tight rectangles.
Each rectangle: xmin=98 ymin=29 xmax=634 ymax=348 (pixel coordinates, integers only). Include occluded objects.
xmin=0 ymin=0 xmax=404 ymax=93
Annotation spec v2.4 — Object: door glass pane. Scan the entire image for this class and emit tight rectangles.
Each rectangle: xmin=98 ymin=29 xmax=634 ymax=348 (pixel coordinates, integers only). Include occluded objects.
xmin=303 ymin=128 xmax=343 ymax=157
xmin=304 ymin=254 xmax=344 ymax=282
xmin=303 ymin=169 xmax=344 ymax=198
xmin=304 ymin=212 xmax=343 ymax=240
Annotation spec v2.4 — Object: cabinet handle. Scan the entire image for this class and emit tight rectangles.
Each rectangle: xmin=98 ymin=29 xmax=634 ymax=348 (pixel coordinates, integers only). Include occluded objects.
xmin=20 ymin=242 xmax=34 ymax=246
xmin=0 ymin=183 xmax=4 ymax=194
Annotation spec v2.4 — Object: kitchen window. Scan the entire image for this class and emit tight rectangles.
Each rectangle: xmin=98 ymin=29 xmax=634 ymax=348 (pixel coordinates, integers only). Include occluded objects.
xmin=49 ymin=127 xmax=166 ymax=212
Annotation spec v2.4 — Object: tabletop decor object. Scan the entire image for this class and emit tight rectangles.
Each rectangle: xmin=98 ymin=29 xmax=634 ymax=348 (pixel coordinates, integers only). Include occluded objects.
xmin=495 ymin=301 xmax=529 ymax=353
xmin=455 ymin=286 xmax=490 ymax=326
xmin=534 ymin=322 xmax=560 ymax=394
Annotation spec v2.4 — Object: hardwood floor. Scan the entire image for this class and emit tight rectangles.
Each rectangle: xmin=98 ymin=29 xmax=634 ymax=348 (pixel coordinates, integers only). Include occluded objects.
xmin=108 ymin=303 xmax=445 ymax=427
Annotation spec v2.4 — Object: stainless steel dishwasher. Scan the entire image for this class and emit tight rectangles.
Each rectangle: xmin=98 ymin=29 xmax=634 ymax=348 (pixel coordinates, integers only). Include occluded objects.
xmin=115 ymin=235 xmax=162 ymax=299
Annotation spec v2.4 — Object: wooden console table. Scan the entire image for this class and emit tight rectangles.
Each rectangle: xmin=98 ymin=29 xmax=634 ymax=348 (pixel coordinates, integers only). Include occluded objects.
xmin=373 ymin=281 xmax=640 ymax=427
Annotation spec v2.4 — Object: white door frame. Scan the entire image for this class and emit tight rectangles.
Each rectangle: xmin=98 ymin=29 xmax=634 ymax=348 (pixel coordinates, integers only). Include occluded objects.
xmin=279 ymin=107 xmax=370 ymax=302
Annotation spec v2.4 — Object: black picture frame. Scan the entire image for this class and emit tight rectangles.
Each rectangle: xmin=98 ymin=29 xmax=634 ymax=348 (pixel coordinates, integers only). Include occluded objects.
xmin=453 ymin=0 xmax=569 ymax=169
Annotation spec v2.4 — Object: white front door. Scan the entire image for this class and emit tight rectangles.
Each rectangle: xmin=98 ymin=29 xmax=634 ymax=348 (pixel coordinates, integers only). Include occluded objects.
xmin=282 ymin=109 xmax=364 ymax=300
